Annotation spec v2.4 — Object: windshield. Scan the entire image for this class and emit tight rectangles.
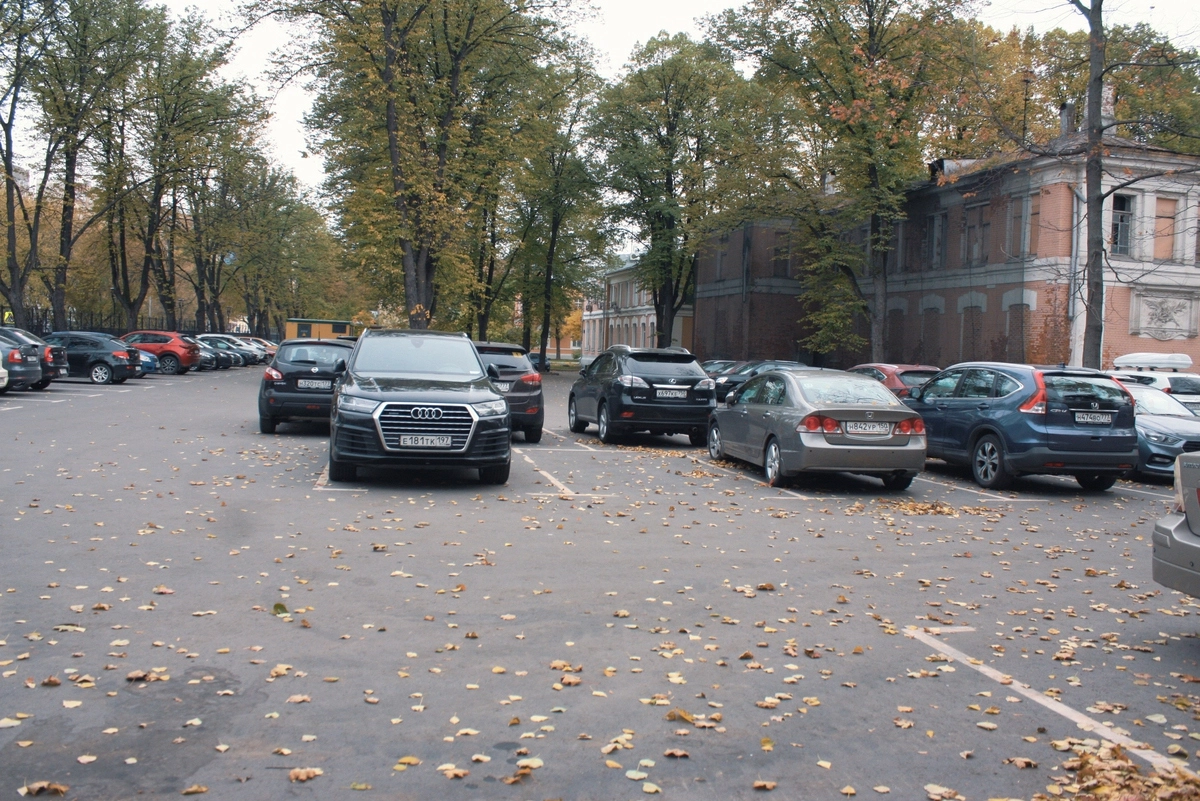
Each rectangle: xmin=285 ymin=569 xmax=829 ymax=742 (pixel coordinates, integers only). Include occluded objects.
xmin=626 ymin=354 xmax=706 ymax=378
xmin=1169 ymin=375 xmax=1200 ymax=394
xmin=732 ymin=361 xmax=764 ymax=375
xmin=795 ymin=374 xmax=903 ymax=406
xmin=1044 ymin=375 xmax=1131 ymax=408
xmin=181 ymin=336 xmax=200 ymax=345
xmin=352 ymin=334 xmax=484 ymax=378
xmin=1129 ymin=385 xmax=1195 ymax=416
xmin=279 ymin=343 xmax=352 ymax=365
xmin=478 ymin=350 xmax=533 ymax=372
xmin=898 ymin=370 xmax=939 ymax=388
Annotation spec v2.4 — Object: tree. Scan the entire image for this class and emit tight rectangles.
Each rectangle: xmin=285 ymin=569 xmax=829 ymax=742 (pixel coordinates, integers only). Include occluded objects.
xmin=593 ymin=33 xmax=746 ymax=348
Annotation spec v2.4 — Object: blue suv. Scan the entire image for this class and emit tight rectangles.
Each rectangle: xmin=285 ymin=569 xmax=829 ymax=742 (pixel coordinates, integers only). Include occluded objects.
xmin=905 ymin=362 xmax=1138 ymax=491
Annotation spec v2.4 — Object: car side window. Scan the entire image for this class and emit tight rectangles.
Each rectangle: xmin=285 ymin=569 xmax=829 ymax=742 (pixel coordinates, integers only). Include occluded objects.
xmin=68 ymin=337 xmax=91 ymax=349
xmin=995 ymin=374 xmax=1020 ymax=397
xmin=737 ymin=376 xmax=766 ymax=405
xmin=957 ymin=369 xmax=996 ymax=399
xmin=922 ymin=371 xmax=962 ymax=400
xmin=590 ymin=354 xmax=612 ymax=377
xmin=124 ymin=333 xmax=142 ymax=344
xmin=762 ymin=376 xmax=787 ymax=405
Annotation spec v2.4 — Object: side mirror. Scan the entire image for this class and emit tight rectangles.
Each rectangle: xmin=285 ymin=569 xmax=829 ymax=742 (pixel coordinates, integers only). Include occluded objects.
xmin=334 ymin=359 xmax=347 ymax=374
xmin=908 ymin=386 xmax=922 ymax=401
xmin=487 ymin=363 xmax=501 ymax=380
xmin=580 ymin=367 xmax=587 ymax=376
xmin=725 ymin=394 xmax=737 ymax=407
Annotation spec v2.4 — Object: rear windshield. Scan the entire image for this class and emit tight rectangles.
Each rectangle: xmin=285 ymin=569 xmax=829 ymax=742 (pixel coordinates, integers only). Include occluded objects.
xmin=626 ymin=354 xmax=706 ymax=378
xmin=279 ymin=343 xmax=352 ymax=365
xmin=1169 ymin=375 xmax=1200 ymax=394
xmin=1043 ymin=375 xmax=1131 ymax=407
xmin=478 ymin=350 xmax=533 ymax=372
xmin=181 ymin=336 xmax=200 ymax=344
xmin=352 ymin=335 xmax=483 ymax=378
xmin=1129 ymin=385 xmax=1194 ymax=416
xmin=898 ymin=370 xmax=938 ymax=387
xmin=795 ymin=375 xmax=903 ymax=406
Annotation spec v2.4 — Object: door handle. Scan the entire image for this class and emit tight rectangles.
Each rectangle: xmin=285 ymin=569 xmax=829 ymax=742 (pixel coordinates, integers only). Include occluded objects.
xmin=936 ymin=404 xmax=949 ymax=410
xmin=763 ymin=412 xmax=774 ymax=419
xmin=976 ymin=404 xmax=990 ymax=410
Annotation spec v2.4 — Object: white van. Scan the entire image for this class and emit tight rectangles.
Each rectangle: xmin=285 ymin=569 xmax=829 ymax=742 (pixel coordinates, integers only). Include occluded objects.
xmin=1110 ymin=352 xmax=1200 ymax=412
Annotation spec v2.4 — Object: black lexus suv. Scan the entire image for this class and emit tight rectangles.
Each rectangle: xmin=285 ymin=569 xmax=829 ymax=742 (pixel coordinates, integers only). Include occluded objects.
xmin=568 ymin=345 xmax=715 ymax=445
xmin=328 ymin=330 xmax=512 ymax=484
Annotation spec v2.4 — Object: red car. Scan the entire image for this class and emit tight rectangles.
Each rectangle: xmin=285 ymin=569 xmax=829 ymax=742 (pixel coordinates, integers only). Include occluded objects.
xmin=848 ymin=363 xmax=941 ymax=398
xmin=122 ymin=330 xmax=200 ymax=375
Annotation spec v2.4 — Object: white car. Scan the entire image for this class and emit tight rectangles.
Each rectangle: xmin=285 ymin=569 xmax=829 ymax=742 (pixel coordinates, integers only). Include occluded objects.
xmin=1112 ymin=352 xmax=1200 ymax=413
xmin=0 ymin=362 xmax=8 ymax=393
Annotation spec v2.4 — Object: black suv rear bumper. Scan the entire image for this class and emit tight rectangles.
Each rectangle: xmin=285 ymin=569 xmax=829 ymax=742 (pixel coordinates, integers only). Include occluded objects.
xmin=1005 ymin=446 xmax=1138 ymax=474
xmin=331 ymin=412 xmax=511 ymax=469
xmin=607 ymin=394 xmax=713 ymax=433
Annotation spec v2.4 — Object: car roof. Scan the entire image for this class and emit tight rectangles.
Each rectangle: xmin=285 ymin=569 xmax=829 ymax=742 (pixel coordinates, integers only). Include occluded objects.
xmin=364 ymin=329 xmax=469 ymax=339
xmin=608 ymin=345 xmax=693 ymax=355
xmin=851 ymin=362 xmax=939 ymax=371
xmin=279 ymin=338 xmax=353 ymax=347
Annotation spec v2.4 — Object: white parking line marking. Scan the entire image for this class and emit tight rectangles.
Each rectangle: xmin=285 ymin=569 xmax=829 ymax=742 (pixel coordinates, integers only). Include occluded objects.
xmin=540 ymin=428 xmax=567 ymax=441
xmin=0 ymin=405 xmax=23 ymax=411
xmin=1117 ymin=486 xmax=1173 ymax=500
xmin=913 ymin=475 xmax=1042 ymax=502
xmin=5 ymin=396 xmax=69 ymax=403
xmin=905 ymin=627 xmax=1172 ymax=772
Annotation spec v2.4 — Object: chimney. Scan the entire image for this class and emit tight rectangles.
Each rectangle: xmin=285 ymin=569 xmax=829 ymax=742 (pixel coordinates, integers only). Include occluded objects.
xmin=1101 ymin=84 xmax=1115 ymax=128
xmin=1059 ymin=101 xmax=1075 ymax=136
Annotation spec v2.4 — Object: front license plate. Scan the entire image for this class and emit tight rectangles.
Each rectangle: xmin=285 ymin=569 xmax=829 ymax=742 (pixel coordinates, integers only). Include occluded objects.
xmin=400 ymin=435 xmax=452 ymax=448
xmin=297 ymin=379 xmax=331 ymax=390
xmin=844 ymin=421 xmax=891 ymax=434
xmin=1075 ymin=412 xmax=1112 ymax=425
xmin=495 ymin=382 xmax=512 ymax=392
xmin=656 ymin=389 xmax=688 ymax=399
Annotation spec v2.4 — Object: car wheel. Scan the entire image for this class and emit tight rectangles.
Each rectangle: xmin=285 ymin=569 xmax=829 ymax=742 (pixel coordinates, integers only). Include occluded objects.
xmin=971 ymin=434 xmax=1012 ymax=489
xmin=259 ymin=415 xmax=277 ymax=434
xmin=159 ymin=354 xmax=180 ymax=375
xmin=328 ymin=449 xmax=356 ymax=482
xmin=568 ymin=396 xmax=586 ymax=433
xmin=524 ymin=426 xmax=543 ymax=444
xmin=763 ymin=438 xmax=784 ymax=487
xmin=479 ymin=462 xmax=511 ymax=484
xmin=1075 ymin=473 xmax=1118 ymax=491
xmin=707 ymin=423 xmax=725 ymax=460
xmin=882 ymin=471 xmax=916 ymax=491
xmin=89 ymin=363 xmax=113 ymax=384
xmin=689 ymin=428 xmax=706 ymax=447
xmin=597 ymin=403 xmax=619 ymax=444
xmin=30 ymin=378 xmax=51 ymax=390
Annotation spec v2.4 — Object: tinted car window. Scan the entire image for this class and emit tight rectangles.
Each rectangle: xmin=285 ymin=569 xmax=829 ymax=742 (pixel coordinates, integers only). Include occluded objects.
xmin=626 ymin=354 xmax=705 ymax=377
xmin=795 ymin=375 xmax=903 ymax=406
xmin=1169 ymin=375 xmax=1200 ymax=394
xmin=353 ymin=335 xmax=483 ymax=377
xmin=1043 ymin=375 xmax=1131 ymax=407
xmin=591 ymin=353 xmax=614 ymax=375
xmin=958 ymin=369 xmax=995 ymax=399
xmin=737 ymin=376 xmax=767 ymax=404
xmin=1129 ymin=386 xmax=1194 ymax=416
xmin=762 ymin=376 xmax=788 ymax=405
xmin=996 ymin=375 xmax=1021 ymax=396
xmin=898 ymin=370 xmax=938 ymax=387
xmin=922 ymin=371 xmax=961 ymax=399
xmin=279 ymin=343 xmax=351 ymax=364
xmin=478 ymin=351 xmax=533 ymax=372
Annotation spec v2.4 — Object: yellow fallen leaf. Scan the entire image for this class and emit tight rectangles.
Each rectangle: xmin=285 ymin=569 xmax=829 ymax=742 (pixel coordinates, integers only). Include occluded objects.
xmin=181 ymin=785 xmax=207 ymax=795
xmin=492 ymin=666 xmax=506 ymax=674
xmin=643 ymin=783 xmax=662 ymax=794
xmin=606 ymin=759 xmax=623 ymax=768
xmin=817 ymin=760 xmax=831 ymax=769
xmin=761 ymin=737 xmax=774 ymax=752
xmin=288 ymin=768 xmax=322 ymax=782
xmin=841 ymin=787 xmax=856 ymax=797
xmin=873 ymin=787 xmax=890 ymax=794
xmin=77 ymin=755 xmax=97 ymax=764
xmin=754 ymin=780 xmax=777 ymax=790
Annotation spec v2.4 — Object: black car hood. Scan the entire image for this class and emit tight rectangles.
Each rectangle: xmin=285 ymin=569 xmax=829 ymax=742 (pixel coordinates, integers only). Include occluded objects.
xmin=1137 ymin=414 xmax=1200 ymax=437
xmin=343 ymin=373 xmax=501 ymax=404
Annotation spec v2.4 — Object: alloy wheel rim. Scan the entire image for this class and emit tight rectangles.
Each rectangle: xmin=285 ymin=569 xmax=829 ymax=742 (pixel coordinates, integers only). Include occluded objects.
xmin=766 ymin=444 xmax=779 ymax=482
xmin=708 ymin=427 xmax=721 ymax=459
xmin=599 ymin=408 xmax=608 ymax=438
xmin=976 ymin=442 xmax=998 ymax=482
xmin=93 ymin=365 xmax=109 ymax=382
xmin=568 ymin=400 xmax=576 ymax=426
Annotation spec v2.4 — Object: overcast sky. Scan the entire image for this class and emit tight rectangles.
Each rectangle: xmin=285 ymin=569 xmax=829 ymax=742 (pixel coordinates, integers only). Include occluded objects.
xmin=163 ymin=0 xmax=1200 ymax=192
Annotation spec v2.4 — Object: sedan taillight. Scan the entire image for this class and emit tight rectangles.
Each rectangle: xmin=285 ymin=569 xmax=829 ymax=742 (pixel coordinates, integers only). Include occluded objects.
xmin=112 ymin=351 xmax=128 ymax=360
xmin=264 ymin=366 xmax=283 ymax=380
xmin=895 ymin=418 xmax=926 ymax=435
xmin=519 ymin=372 xmax=542 ymax=386
xmin=6 ymin=349 xmax=19 ymax=364
xmin=798 ymin=414 xmax=841 ymax=434
xmin=43 ymin=346 xmax=52 ymax=361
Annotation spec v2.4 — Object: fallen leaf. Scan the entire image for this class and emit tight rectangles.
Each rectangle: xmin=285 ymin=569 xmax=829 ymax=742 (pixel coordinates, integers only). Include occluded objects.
xmin=817 ymin=760 xmax=831 ymax=769
xmin=76 ymin=755 xmax=97 ymax=764
xmin=873 ymin=787 xmax=890 ymax=794
xmin=664 ymin=749 xmax=689 ymax=758
xmin=841 ymin=787 xmax=856 ymax=797
xmin=18 ymin=782 xmax=69 ymax=797
xmin=286 ymin=694 xmax=310 ymax=704
xmin=288 ymin=768 xmax=323 ymax=782
xmin=754 ymin=780 xmax=778 ymax=790
xmin=349 ymin=783 xmax=372 ymax=791
xmin=643 ymin=783 xmax=662 ymax=794
xmin=180 ymin=786 xmax=207 ymax=795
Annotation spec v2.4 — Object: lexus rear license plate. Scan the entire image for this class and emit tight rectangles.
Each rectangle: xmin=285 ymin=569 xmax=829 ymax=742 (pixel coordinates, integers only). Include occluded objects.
xmin=1075 ymin=412 xmax=1112 ymax=425
xmin=297 ymin=379 xmax=331 ymax=390
xmin=400 ymin=435 xmax=452 ymax=448
xmin=844 ymin=421 xmax=890 ymax=434
xmin=656 ymin=388 xmax=688 ymax=399
xmin=495 ymin=382 xmax=512 ymax=392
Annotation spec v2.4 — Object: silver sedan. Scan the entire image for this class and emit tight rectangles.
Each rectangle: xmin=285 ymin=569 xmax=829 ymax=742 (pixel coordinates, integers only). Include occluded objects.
xmin=707 ymin=369 xmax=927 ymax=490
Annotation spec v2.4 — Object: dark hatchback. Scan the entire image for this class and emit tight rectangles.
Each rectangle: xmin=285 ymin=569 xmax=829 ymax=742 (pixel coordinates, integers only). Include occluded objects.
xmin=905 ymin=362 xmax=1138 ymax=491
xmin=0 ymin=327 xmax=67 ymax=389
xmin=44 ymin=331 xmax=140 ymax=384
xmin=0 ymin=335 xmax=42 ymax=391
xmin=474 ymin=342 xmax=544 ymax=443
xmin=328 ymin=330 xmax=511 ymax=484
xmin=259 ymin=338 xmax=355 ymax=433
xmin=713 ymin=359 xmax=806 ymax=402
xmin=568 ymin=345 xmax=715 ymax=445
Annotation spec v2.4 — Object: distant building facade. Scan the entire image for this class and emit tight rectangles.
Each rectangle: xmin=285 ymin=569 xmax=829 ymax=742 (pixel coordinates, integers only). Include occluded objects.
xmin=581 ymin=258 xmax=693 ymax=358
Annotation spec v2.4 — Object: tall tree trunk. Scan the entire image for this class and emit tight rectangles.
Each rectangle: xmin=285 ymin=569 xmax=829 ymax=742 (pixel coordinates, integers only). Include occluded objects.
xmin=537 ymin=212 xmax=561 ymax=371
xmin=1079 ymin=0 xmax=1107 ymax=369
xmin=51 ymin=138 xmax=80 ymax=332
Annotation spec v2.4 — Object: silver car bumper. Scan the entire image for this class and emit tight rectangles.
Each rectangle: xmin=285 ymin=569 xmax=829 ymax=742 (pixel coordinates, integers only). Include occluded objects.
xmin=1153 ymin=512 xmax=1200 ymax=598
xmin=783 ymin=433 xmax=927 ymax=475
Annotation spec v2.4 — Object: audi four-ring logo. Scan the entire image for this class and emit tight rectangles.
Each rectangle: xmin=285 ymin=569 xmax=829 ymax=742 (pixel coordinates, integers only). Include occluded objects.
xmin=410 ymin=407 xmax=443 ymax=420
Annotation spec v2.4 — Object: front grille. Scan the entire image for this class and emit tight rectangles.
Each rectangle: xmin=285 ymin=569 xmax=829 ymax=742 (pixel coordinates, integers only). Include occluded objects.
xmin=377 ymin=404 xmax=474 ymax=451
xmin=1183 ymin=441 xmax=1200 ymax=453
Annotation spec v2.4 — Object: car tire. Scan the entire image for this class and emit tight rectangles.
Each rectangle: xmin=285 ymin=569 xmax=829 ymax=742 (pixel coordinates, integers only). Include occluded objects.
xmin=763 ymin=438 xmax=785 ymax=487
xmin=90 ymin=363 xmax=113 ymax=384
xmin=1075 ymin=473 xmax=1118 ymax=492
xmin=259 ymin=415 xmax=277 ymax=434
xmin=328 ymin=450 xmax=356 ymax=482
xmin=882 ymin=471 xmax=916 ymax=491
xmin=30 ymin=378 xmax=51 ymax=390
xmin=479 ymin=461 xmax=511 ymax=485
xmin=597 ymin=403 xmax=619 ymax=444
xmin=971 ymin=434 xmax=1012 ymax=489
xmin=689 ymin=428 xmax=706 ymax=447
xmin=707 ymin=423 xmax=725 ymax=460
xmin=159 ymin=354 xmax=180 ymax=375
xmin=524 ymin=426 xmax=543 ymax=444
xmin=568 ymin=396 xmax=586 ymax=433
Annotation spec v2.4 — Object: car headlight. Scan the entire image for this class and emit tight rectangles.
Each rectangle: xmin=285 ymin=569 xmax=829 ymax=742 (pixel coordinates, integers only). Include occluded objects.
xmin=715 ymin=376 xmax=729 ymax=384
xmin=1139 ymin=426 xmax=1181 ymax=445
xmin=473 ymin=399 xmax=508 ymax=417
xmin=337 ymin=394 xmax=379 ymax=414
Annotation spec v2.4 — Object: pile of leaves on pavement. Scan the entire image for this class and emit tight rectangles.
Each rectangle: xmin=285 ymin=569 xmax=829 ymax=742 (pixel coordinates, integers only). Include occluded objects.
xmin=1033 ymin=743 xmax=1200 ymax=800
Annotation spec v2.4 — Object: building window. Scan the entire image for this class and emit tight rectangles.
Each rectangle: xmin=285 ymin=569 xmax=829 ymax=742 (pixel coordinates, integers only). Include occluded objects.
xmin=962 ymin=204 xmax=990 ymax=267
xmin=772 ymin=231 xmax=791 ymax=278
xmin=332 ymin=323 xmax=347 ymax=334
xmin=924 ymin=213 xmax=947 ymax=270
xmin=1112 ymin=194 xmax=1134 ymax=256
xmin=297 ymin=324 xmax=311 ymax=337
xmin=1008 ymin=197 xmax=1024 ymax=258
xmin=1155 ymin=197 xmax=1178 ymax=261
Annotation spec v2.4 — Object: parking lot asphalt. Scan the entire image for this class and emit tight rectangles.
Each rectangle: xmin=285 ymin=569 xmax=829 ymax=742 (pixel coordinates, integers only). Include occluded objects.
xmin=0 ymin=367 xmax=1195 ymax=800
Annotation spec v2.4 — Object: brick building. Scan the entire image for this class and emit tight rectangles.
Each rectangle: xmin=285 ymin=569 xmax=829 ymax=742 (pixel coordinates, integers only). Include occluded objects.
xmin=694 ymin=134 xmax=1200 ymax=369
